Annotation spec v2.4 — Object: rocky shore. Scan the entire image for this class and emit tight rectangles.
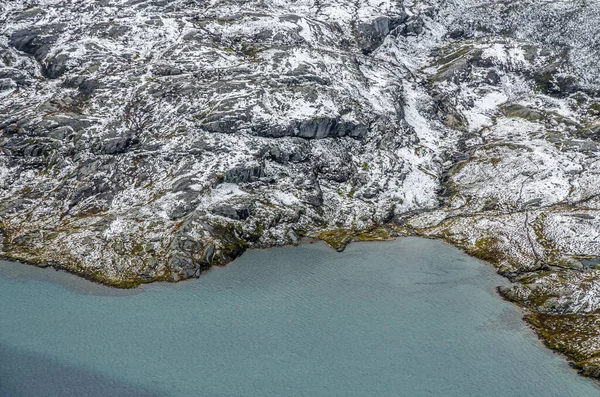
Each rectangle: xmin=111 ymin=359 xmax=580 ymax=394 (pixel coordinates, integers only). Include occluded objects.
xmin=3 ymin=0 xmax=600 ymax=378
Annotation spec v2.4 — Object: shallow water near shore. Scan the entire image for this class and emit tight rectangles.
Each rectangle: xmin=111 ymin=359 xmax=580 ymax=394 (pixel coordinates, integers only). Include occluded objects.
xmin=1 ymin=237 xmax=599 ymax=397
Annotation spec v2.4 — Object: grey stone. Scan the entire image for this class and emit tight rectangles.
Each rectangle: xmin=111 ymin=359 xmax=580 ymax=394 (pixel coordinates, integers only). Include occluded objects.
xmin=356 ymin=14 xmax=409 ymax=54
xmin=292 ymin=118 xmax=367 ymax=139
xmin=202 ymin=244 xmax=215 ymax=263
xmin=43 ymin=53 xmax=70 ymax=79
xmin=224 ymin=164 xmax=265 ymax=183
xmin=211 ymin=202 xmax=253 ymax=220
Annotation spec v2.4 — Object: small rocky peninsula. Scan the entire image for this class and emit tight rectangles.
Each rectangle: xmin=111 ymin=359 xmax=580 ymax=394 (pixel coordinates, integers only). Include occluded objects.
xmin=3 ymin=0 xmax=600 ymax=378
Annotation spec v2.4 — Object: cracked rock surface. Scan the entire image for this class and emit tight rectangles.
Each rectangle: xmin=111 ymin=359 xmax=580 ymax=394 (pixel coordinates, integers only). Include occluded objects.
xmin=3 ymin=0 xmax=600 ymax=377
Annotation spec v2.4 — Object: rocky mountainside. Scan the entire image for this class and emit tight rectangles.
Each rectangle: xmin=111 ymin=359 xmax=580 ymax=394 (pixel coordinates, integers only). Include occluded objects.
xmin=3 ymin=0 xmax=600 ymax=377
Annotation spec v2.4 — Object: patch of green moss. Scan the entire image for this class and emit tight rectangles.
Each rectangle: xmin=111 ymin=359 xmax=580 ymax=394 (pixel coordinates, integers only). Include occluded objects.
xmin=435 ymin=45 xmax=473 ymax=68
xmin=132 ymin=244 xmax=144 ymax=255
xmin=521 ymin=287 xmax=552 ymax=309
xmin=97 ymin=275 xmax=143 ymax=288
xmin=467 ymin=236 xmax=505 ymax=266
xmin=244 ymin=222 xmax=265 ymax=243
xmin=431 ymin=45 xmax=474 ymax=82
xmin=357 ymin=227 xmax=391 ymax=242
xmin=241 ymin=43 xmax=263 ymax=61
xmin=489 ymin=157 xmax=502 ymax=166
xmin=499 ymin=281 xmax=557 ymax=309
xmin=447 ymin=158 xmax=470 ymax=178
xmin=211 ymin=221 xmax=249 ymax=261
xmin=534 ymin=66 xmax=577 ymax=98
xmin=389 ymin=225 xmax=412 ymax=236
xmin=45 ymin=231 xmax=59 ymax=240
xmin=318 ymin=229 xmax=354 ymax=251
xmin=526 ymin=313 xmax=600 ymax=377
xmin=531 ymin=213 xmax=567 ymax=267
xmin=219 ymin=239 xmax=248 ymax=258
xmin=501 ymin=103 xmax=544 ymax=122
xmin=318 ymin=226 xmax=395 ymax=251
xmin=0 ymin=248 xmax=154 ymax=289
xmin=534 ymin=71 xmax=556 ymax=95
xmin=481 ymin=198 xmax=499 ymax=211
xmin=589 ymin=102 xmax=600 ymax=115
xmin=578 ymin=356 xmax=600 ymax=378
xmin=0 ymin=221 xmax=181 ymax=289
xmin=216 ymin=18 xmax=234 ymax=25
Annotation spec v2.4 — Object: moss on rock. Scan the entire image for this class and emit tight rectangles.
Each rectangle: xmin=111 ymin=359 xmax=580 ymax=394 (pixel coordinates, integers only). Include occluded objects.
xmin=318 ymin=226 xmax=396 ymax=252
xmin=357 ymin=226 xmax=392 ymax=242
xmin=317 ymin=229 xmax=355 ymax=251
xmin=526 ymin=313 xmax=600 ymax=377
xmin=467 ymin=236 xmax=505 ymax=266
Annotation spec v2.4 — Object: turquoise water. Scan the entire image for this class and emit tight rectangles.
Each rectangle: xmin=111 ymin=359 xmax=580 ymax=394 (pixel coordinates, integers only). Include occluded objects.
xmin=1 ymin=237 xmax=599 ymax=397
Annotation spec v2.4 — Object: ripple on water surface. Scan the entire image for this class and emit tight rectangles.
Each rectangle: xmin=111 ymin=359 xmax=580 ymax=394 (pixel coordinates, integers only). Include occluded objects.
xmin=1 ymin=237 xmax=599 ymax=397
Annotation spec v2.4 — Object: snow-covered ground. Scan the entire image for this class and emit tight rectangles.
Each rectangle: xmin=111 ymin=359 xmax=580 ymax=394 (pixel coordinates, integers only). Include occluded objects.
xmin=3 ymin=0 xmax=600 ymax=376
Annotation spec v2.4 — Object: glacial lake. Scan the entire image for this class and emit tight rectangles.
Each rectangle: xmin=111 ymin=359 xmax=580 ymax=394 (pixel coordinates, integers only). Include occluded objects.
xmin=1 ymin=237 xmax=599 ymax=397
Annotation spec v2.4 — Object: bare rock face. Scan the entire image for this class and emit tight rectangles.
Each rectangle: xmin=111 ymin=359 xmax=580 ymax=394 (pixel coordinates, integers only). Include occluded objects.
xmin=0 ymin=0 xmax=425 ymax=286
xmin=3 ymin=0 xmax=600 ymax=377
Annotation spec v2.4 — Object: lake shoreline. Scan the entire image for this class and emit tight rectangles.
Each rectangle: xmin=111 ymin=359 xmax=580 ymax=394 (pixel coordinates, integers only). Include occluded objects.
xmin=3 ymin=233 xmax=600 ymax=385
xmin=3 ymin=237 xmax=600 ymax=396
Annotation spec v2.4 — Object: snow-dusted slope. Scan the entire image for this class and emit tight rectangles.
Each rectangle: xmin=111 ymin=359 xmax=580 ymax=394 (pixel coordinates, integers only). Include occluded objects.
xmin=3 ymin=0 xmax=600 ymax=377
xmin=0 ymin=0 xmax=446 ymax=282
